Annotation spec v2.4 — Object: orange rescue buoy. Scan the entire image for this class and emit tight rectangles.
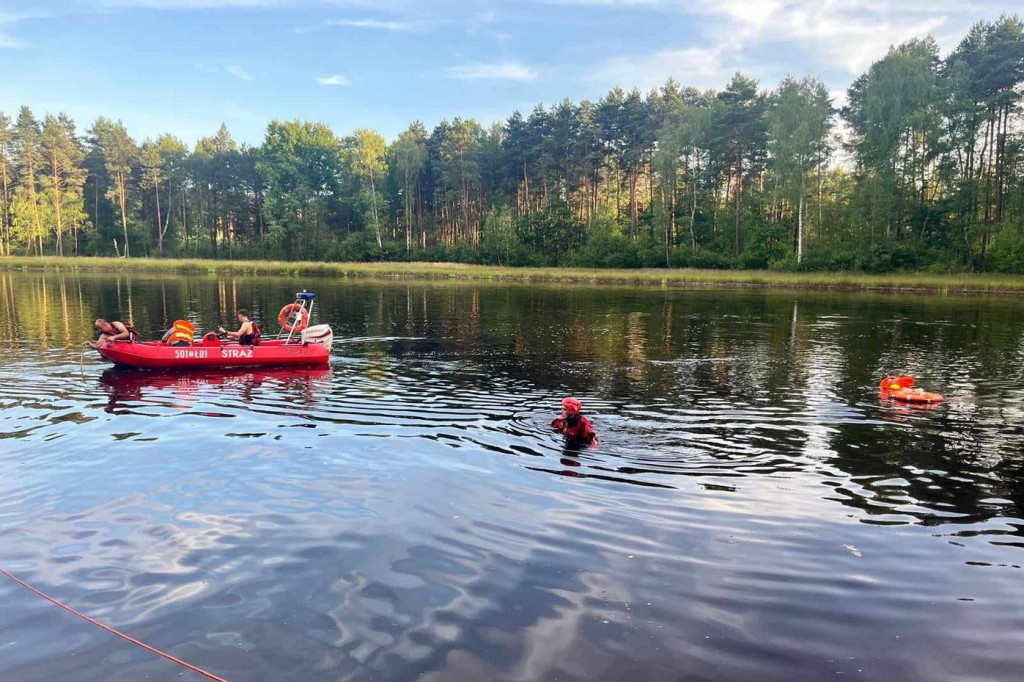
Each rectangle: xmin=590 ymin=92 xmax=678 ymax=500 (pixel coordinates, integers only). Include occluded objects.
xmin=278 ymin=303 xmax=309 ymax=333
xmin=879 ymin=376 xmax=943 ymax=404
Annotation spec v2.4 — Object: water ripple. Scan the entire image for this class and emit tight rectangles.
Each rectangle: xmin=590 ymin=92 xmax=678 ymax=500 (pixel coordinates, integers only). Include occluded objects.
xmin=2 ymin=275 xmax=1024 ymax=681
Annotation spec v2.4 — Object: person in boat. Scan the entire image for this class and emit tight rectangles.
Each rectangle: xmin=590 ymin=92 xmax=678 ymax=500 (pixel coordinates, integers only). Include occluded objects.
xmin=551 ymin=397 xmax=598 ymax=446
xmin=84 ymin=318 xmax=134 ymax=349
xmin=219 ymin=309 xmax=260 ymax=346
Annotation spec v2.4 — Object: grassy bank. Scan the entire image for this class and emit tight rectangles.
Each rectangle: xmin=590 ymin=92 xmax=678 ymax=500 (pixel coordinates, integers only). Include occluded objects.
xmin=4 ymin=256 xmax=1024 ymax=294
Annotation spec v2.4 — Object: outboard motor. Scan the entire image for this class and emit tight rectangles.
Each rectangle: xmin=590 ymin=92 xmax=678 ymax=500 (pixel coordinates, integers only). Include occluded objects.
xmin=301 ymin=324 xmax=333 ymax=349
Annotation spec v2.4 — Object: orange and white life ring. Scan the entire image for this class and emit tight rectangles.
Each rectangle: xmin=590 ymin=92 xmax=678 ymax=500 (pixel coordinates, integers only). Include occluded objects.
xmin=886 ymin=388 xmax=944 ymax=404
xmin=879 ymin=376 xmax=943 ymax=403
xmin=278 ymin=303 xmax=309 ymax=333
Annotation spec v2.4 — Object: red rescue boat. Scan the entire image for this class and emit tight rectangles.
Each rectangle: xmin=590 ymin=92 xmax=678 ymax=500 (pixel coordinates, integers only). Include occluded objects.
xmin=97 ymin=334 xmax=331 ymax=369
xmin=95 ymin=291 xmax=333 ymax=370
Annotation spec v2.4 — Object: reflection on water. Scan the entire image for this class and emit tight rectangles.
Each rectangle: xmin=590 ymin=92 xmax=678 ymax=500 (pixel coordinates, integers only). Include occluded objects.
xmin=2 ymin=270 xmax=1024 ymax=681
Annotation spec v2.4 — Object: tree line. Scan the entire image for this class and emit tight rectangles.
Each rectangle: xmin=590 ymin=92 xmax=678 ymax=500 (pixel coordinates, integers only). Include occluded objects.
xmin=1 ymin=17 xmax=1022 ymax=272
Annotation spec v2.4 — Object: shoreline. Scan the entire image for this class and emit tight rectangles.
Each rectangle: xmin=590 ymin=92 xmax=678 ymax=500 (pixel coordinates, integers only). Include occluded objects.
xmin=4 ymin=256 xmax=1024 ymax=295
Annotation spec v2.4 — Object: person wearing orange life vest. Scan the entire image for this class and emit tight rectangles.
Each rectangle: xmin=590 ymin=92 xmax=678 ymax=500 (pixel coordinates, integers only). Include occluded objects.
xmin=551 ymin=397 xmax=598 ymax=446
xmin=219 ymin=309 xmax=261 ymax=346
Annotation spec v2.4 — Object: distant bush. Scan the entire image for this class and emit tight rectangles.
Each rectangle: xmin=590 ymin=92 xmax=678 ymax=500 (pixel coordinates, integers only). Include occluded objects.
xmin=987 ymin=223 xmax=1024 ymax=273
xmin=567 ymin=216 xmax=643 ymax=268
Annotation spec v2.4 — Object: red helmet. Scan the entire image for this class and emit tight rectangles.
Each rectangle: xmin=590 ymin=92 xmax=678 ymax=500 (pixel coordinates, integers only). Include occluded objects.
xmin=562 ymin=397 xmax=582 ymax=417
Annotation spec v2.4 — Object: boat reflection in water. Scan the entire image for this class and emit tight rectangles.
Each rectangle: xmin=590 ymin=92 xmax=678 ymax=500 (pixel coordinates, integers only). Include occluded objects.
xmin=99 ymin=366 xmax=333 ymax=414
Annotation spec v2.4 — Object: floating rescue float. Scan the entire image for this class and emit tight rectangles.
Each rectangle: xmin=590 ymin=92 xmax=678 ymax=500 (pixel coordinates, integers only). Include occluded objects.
xmin=879 ymin=376 xmax=944 ymax=404
xmin=95 ymin=291 xmax=333 ymax=370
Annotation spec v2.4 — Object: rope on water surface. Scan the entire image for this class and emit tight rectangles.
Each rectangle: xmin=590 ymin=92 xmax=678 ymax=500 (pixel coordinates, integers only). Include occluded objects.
xmin=0 ymin=567 xmax=231 ymax=682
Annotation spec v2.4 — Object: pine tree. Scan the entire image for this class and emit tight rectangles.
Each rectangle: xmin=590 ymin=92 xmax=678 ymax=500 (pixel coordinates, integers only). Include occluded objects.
xmin=715 ymin=74 xmax=768 ymax=256
xmin=90 ymin=118 xmax=137 ymax=257
xmin=40 ymin=114 xmax=87 ymax=256
xmin=13 ymin=106 xmax=44 ymax=255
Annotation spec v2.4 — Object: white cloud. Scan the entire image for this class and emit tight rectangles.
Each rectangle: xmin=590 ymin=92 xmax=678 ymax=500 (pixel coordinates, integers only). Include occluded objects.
xmin=325 ymin=18 xmax=416 ymax=31
xmin=316 ymin=74 xmax=350 ymax=86
xmin=0 ymin=29 xmax=23 ymax=49
xmin=587 ymin=0 xmax=995 ymax=91
xmin=0 ymin=10 xmax=46 ymax=49
xmin=540 ymin=0 xmax=669 ymax=5
xmin=443 ymin=61 xmax=537 ymax=82
xmin=226 ymin=64 xmax=252 ymax=81
xmin=588 ymin=45 xmax=730 ymax=90
xmin=464 ymin=9 xmax=510 ymax=45
xmin=196 ymin=62 xmax=254 ymax=81
xmin=93 ymin=0 xmax=290 ymax=6
xmin=466 ymin=9 xmax=497 ymax=35
xmin=87 ymin=0 xmax=400 ymax=8
xmin=696 ymin=0 xmax=949 ymax=75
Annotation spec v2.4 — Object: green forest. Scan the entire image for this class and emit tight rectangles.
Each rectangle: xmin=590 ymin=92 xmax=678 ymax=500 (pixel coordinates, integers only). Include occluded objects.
xmin=1 ymin=17 xmax=1023 ymax=272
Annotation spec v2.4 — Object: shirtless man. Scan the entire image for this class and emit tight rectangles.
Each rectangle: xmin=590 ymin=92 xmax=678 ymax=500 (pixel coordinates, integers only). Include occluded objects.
xmin=84 ymin=319 xmax=132 ymax=349
xmin=219 ymin=309 xmax=256 ymax=346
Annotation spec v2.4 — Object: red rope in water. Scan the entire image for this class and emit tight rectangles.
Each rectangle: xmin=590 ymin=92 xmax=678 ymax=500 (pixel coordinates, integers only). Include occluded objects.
xmin=0 ymin=567 xmax=230 ymax=682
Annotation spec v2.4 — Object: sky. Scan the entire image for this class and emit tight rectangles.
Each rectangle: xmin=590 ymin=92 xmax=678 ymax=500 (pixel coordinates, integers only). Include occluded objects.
xmin=0 ymin=0 xmax=1018 ymax=145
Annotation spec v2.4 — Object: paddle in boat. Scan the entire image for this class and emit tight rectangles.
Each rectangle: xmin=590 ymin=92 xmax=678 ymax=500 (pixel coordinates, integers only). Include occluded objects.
xmin=95 ymin=291 xmax=333 ymax=370
xmin=879 ymin=375 xmax=944 ymax=404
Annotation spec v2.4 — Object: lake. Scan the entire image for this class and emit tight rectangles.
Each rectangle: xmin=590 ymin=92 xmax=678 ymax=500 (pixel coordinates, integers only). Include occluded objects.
xmin=1 ymin=270 xmax=1023 ymax=682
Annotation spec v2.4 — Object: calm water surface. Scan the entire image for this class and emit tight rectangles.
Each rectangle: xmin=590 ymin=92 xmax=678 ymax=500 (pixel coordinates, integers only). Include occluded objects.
xmin=1 ymin=271 xmax=1024 ymax=681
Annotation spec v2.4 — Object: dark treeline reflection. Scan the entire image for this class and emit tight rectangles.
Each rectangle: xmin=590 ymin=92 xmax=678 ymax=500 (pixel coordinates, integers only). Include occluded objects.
xmin=2 ymin=270 xmax=1023 ymax=532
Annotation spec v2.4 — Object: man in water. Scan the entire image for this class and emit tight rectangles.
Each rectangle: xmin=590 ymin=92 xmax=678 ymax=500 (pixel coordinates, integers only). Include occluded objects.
xmin=552 ymin=397 xmax=598 ymax=446
xmin=219 ymin=309 xmax=257 ymax=346
xmin=83 ymin=318 xmax=132 ymax=349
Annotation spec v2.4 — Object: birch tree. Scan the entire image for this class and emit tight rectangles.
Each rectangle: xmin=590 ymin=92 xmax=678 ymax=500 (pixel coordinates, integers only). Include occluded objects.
xmin=768 ymin=76 xmax=833 ymax=263
xmin=389 ymin=123 xmax=427 ymax=251
xmin=0 ymin=112 xmax=12 ymax=256
xmin=348 ymin=129 xmax=387 ymax=249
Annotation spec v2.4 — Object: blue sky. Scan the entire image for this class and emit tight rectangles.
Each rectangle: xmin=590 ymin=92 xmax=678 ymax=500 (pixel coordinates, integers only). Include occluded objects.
xmin=0 ymin=0 xmax=1018 ymax=145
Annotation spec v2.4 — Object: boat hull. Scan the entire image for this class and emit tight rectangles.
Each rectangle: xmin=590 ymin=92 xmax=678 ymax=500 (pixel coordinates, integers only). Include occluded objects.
xmin=97 ymin=339 xmax=330 ymax=369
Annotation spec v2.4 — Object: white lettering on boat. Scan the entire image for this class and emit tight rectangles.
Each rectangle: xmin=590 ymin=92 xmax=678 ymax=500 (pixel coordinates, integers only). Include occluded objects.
xmin=221 ymin=347 xmax=254 ymax=359
xmin=174 ymin=349 xmax=209 ymax=359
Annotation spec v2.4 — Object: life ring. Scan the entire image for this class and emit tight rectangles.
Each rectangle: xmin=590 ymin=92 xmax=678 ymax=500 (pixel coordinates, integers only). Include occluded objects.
xmin=879 ymin=376 xmax=943 ymax=404
xmin=278 ymin=303 xmax=309 ymax=333
xmin=886 ymin=388 xmax=944 ymax=404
